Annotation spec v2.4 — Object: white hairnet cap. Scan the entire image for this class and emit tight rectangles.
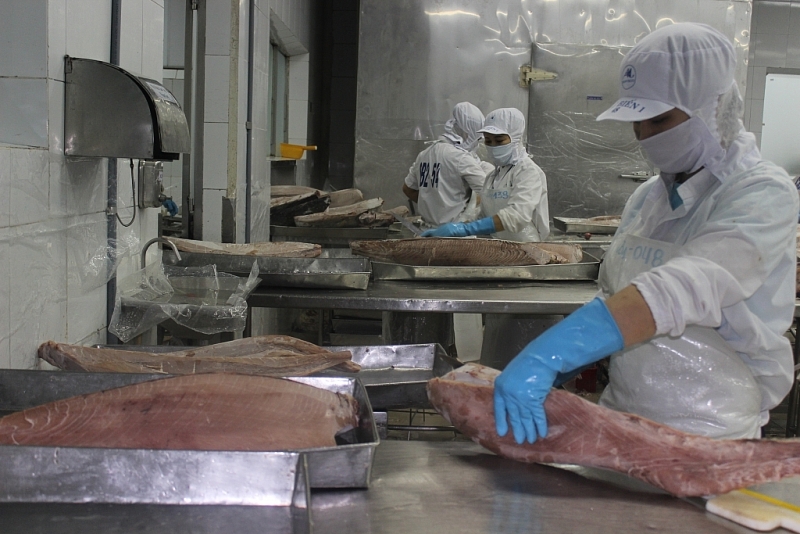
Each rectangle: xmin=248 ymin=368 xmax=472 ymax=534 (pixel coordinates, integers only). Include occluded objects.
xmin=478 ymin=108 xmax=525 ymax=137
xmin=450 ymin=102 xmax=485 ymax=152
xmin=597 ymin=23 xmax=736 ymax=122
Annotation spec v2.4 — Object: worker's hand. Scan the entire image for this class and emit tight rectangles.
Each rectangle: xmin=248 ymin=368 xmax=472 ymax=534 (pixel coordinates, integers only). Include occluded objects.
xmin=420 ymin=217 xmax=496 ymax=238
xmin=494 ymin=298 xmax=625 ymax=444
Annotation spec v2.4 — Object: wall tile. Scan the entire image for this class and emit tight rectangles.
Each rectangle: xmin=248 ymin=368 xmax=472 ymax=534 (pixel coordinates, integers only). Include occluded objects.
xmin=752 ymin=33 xmax=788 ymax=67
xmin=142 ymin=0 xmax=165 ymax=80
xmin=204 ymin=55 xmax=231 ymax=123
xmin=288 ymin=58 xmax=310 ymax=101
xmin=0 ymin=0 xmax=48 ymax=78
xmin=0 ymin=236 xmax=9 ymax=368
xmin=120 ymin=0 xmax=143 ymax=75
xmin=9 ymin=148 xmax=50 ymax=227
xmin=331 ymin=10 xmax=358 ymax=44
xmin=743 ymin=97 xmax=752 ymax=129
xmin=66 ymin=0 xmax=111 ymax=62
xmin=754 ymin=1 xmax=791 ymax=35
xmin=65 ymin=157 xmax=106 ymax=215
xmin=0 ymin=78 xmax=48 ymax=148
xmin=48 ymin=152 xmax=68 ymax=218
xmin=330 ymin=77 xmax=357 ymax=110
xmin=331 ymin=44 xmax=358 ymax=78
xmin=288 ymin=99 xmax=308 ymax=140
xmin=205 ymin=0 xmax=232 ymax=56
xmin=48 ymin=0 xmax=67 ymax=81
xmin=203 ymin=122 xmax=229 ymax=189
xmin=750 ymin=98 xmax=765 ymax=133
xmin=9 ymin=223 xmax=68 ymax=369
xmin=202 ymin=188 xmax=225 ymax=241
xmin=48 ymin=79 xmax=65 ymax=155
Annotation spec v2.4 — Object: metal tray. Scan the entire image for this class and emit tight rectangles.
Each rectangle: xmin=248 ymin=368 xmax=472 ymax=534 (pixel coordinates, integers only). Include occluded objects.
xmin=323 ymin=343 xmax=462 ymax=410
xmin=553 ymin=217 xmax=619 ymax=235
xmin=0 ymin=371 xmax=378 ymax=491
xmin=370 ymin=253 xmax=601 ymax=282
xmin=164 ymin=251 xmax=372 ymax=290
xmin=270 ymin=225 xmax=398 ymax=247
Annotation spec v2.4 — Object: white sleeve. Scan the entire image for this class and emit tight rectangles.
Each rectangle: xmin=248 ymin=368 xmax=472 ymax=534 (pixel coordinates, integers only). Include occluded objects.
xmin=454 ymin=152 xmax=487 ymax=194
xmin=496 ymin=163 xmax=545 ymax=234
xmin=404 ymin=157 xmax=419 ymax=190
xmin=632 ymin=178 xmax=798 ymax=337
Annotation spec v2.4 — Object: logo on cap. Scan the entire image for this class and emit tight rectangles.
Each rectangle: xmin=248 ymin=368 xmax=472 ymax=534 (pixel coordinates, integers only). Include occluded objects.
xmin=621 ymin=65 xmax=636 ymax=90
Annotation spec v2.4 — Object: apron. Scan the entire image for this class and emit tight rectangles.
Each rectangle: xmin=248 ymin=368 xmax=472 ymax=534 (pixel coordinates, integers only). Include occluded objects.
xmin=482 ymin=166 xmax=540 ymax=242
xmin=597 ymin=232 xmax=762 ymax=439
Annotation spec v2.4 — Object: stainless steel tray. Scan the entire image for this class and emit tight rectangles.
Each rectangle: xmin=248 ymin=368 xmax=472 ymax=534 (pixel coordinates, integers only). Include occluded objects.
xmin=553 ymin=217 xmax=619 ymax=235
xmin=0 ymin=371 xmax=378 ymax=492
xmin=370 ymin=253 xmax=601 ymax=282
xmin=270 ymin=225 xmax=398 ymax=246
xmin=164 ymin=251 xmax=371 ymax=290
xmin=323 ymin=343 xmax=462 ymax=410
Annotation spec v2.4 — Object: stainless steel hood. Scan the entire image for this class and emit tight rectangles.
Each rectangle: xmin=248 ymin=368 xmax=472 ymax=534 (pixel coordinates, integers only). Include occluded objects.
xmin=64 ymin=56 xmax=190 ymax=161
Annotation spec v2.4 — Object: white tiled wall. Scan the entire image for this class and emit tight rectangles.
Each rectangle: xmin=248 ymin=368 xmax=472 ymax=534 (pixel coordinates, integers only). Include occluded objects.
xmin=0 ymin=0 xmax=165 ymax=369
xmin=744 ymin=0 xmax=800 ymax=147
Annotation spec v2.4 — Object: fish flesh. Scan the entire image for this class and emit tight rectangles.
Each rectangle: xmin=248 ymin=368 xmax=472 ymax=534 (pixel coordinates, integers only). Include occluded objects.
xmin=39 ymin=335 xmax=361 ymax=376
xmin=350 ymin=238 xmax=582 ymax=267
xmin=328 ymin=188 xmax=364 ymax=208
xmin=357 ymin=206 xmax=411 ymax=228
xmin=165 ymin=237 xmax=322 ymax=258
xmin=269 ymin=191 xmax=331 ymax=226
xmin=294 ymin=198 xmax=384 ymax=228
xmin=586 ymin=215 xmax=621 ymax=226
xmin=0 ymin=373 xmax=358 ymax=451
xmin=427 ymin=363 xmax=800 ymax=497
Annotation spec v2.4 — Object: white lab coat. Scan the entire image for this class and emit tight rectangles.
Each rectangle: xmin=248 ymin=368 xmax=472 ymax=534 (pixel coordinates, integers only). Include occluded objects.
xmin=480 ymin=156 xmax=550 ymax=242
xmin=404 ymin=140 xmax=486 ymax=227
xmin=598 ymin=160 xmax=799 ymax=435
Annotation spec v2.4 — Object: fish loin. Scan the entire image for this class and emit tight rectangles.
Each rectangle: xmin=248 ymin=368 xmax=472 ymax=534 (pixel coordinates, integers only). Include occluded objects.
xmin=427 ymin=363 xmax=800 ymax=497
xmin=350 ymin=238 xmax=582 ymax=267
xmin=39 ymin=336 xmax=359 ymax=376
xmin=271 ymin=185 xmax=320 ymax=197
xmin=294 ymin=198 xmax=384 ymax=227
xmin=0 ymin=373 xmax=359 ymax=451
xmin=166 ymin=237 xmax=321 ymax=258
xmin=328 ymin=188 xmax=364 ymax=208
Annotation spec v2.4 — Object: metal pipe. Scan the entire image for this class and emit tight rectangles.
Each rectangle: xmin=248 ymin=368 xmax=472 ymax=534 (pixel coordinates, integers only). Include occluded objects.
xmin=140 ymin=238 xmax=182 ymax=269
xmin=106 ymin=0 xmax=122 ymax=345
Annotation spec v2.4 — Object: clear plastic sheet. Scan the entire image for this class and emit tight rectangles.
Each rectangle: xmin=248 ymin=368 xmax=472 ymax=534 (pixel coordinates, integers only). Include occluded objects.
xmin=108 ymin=260 xmax=261 ymax=342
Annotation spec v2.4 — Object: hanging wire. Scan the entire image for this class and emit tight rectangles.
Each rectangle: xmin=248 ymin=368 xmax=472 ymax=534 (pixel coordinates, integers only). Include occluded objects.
xmin=116 ymin=159 xmax=137 ymax=227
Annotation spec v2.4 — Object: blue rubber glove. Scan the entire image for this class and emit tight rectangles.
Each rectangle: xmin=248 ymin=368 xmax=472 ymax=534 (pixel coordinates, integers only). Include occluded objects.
xmin=162 ymin=198 xmax=179 ymax=216
xmin=420 ymin=217 xmax=495 ymax=237
xmin=493 ymin=298 xmax=624 ymax=444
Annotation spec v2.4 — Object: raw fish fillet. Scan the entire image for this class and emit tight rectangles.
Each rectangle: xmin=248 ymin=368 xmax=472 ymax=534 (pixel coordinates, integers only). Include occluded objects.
xmin=328 ymin=188 xmax=364 ymax=208
xmin=39 ymin=335 xmax=361 ymax=376
xmin=0 ymin=374 xmax=358 ymax=451
xmin=271 ymin=185 xmax=320 ymax=197
xmin=294 ymin=198 xmax=384 ymax=227
xmin=350 ymin=238 xmax=582 ymax=267
xmin=586 ymin=215 xmax=621 ymax=225
xmin=427 ymin=363 xmax=800 ymax=497
xmin=165 ymin=237 xmax=321 ymax=258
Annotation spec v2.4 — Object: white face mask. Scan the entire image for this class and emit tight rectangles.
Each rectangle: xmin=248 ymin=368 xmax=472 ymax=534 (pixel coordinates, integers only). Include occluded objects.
xmin=488 ymin=143 xmax=515 ymax=166
xmin=638 ymin=116 xmax=723 ymax=174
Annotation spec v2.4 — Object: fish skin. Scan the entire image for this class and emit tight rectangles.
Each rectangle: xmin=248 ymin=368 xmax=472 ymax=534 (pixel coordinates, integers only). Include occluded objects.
xmin=39 ymin=336 xmax=360 ymax=376
xmin=0 ymin=374 xmax=359 ymax=451
xmin=350 ymin=238 xmax=582 ymax=267
xmin=427 ymin=363 xmax=800 ymax=498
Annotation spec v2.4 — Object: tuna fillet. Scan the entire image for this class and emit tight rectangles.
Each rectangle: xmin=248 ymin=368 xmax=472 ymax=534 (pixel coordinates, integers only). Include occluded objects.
xmin=39 ymin=335 xmax=360 ymax=376
xmin=350 ymin=238 xmax=582 ymax=266
xmin=0 ymin=373 xmax=358 ymax=451
xmin=427 ymin=363 xmax=800 ymax=497
xmin=294 ymin=198 xmax=384 ymax=228
xmin=165 ymin=237 xmax=321 ymax=258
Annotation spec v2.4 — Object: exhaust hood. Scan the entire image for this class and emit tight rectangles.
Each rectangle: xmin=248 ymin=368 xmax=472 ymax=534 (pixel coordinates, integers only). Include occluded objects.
xmin=64 ymin=56 xmax=190 ymax=161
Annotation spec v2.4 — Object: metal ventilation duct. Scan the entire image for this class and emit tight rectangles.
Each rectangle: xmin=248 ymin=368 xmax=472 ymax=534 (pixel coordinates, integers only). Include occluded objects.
xmin=64 ymin=56 xmax=190 ymax=161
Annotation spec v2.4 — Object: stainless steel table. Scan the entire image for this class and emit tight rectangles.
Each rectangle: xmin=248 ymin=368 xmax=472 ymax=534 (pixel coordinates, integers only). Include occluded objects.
xmin=0 ymin=441 xmax=753 ymax=533
xmin=248 ymin=280 xmax=599 ymax=315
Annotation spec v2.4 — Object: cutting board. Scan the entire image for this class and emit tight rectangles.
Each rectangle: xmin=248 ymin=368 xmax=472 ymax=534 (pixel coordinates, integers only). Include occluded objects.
xmin=706 ymin=478 xmax=800 ymax=532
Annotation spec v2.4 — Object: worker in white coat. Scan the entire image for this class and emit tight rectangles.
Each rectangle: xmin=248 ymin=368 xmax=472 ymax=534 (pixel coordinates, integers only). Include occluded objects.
xmin=402 ymin=102 xmax=489 ymax=228
xmin=421 ymin=108 xmax=550 ymax=241
xmin=493 ymin=23 xmax=798 ymax=444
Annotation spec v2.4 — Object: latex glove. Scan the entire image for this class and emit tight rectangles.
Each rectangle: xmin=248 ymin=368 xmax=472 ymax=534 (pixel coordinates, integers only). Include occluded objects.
xmin=420 ymin=217 xmax=495 ymax=237
xmin=162 ymin=198 xmax=179 ymax=216
xmin=493 ymin=298 xmax=624 ymax=444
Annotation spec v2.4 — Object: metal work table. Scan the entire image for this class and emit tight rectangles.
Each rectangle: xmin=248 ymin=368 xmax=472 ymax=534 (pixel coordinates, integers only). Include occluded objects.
xmin=1 ymin=441 xmax=751 ymax=533
xmin=248 ymin=280 xmax=600 ymax=315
